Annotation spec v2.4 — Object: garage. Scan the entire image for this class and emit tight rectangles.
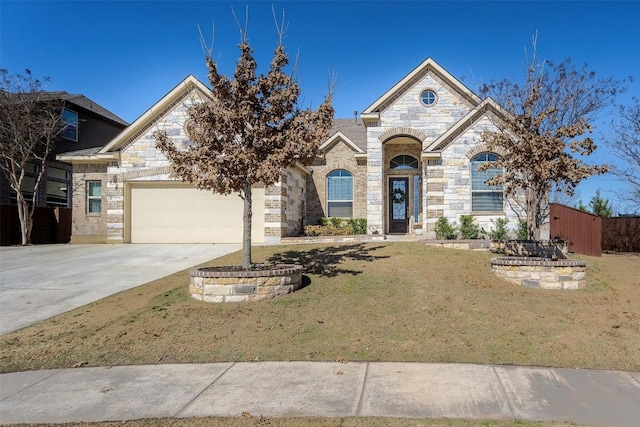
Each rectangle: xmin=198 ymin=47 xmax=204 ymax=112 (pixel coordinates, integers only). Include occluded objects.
xmin=128 ymin=184 xmax=265 ymax=244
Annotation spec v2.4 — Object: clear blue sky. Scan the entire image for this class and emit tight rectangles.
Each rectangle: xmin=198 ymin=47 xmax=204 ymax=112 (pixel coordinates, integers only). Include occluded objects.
xmin=2 ymin=1 xmax=639 ymax=212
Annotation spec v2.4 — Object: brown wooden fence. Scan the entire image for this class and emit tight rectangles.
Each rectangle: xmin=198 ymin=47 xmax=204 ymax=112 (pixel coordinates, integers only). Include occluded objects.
xmin=550 ymin=203 xmax=640 ymax=255
xmin=0 ymin=204 xmax=71 ymax=246
xmin=602 ymin=216 xmax=640 ymax=252
xmin=549 ymin=203 xmax=602 ymax=256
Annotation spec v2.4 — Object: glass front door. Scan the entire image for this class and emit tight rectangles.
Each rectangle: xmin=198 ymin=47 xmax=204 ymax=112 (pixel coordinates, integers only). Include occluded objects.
xmin=389 ymin=177 xmax=409 ymax=233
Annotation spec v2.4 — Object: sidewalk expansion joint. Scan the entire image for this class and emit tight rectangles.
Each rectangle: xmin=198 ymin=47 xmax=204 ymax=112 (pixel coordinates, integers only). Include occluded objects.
xmin=173 ymin=362 xmax=236 ymax=418
xmin=491 ymin=366 xmax=517 ymax=419
xmin=355 ymin=362 xmax=371 ymax=416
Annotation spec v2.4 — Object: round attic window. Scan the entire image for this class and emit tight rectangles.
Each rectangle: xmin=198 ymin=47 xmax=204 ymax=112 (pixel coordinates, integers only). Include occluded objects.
xmin=420 ymin=89 xmax=437 ymax=106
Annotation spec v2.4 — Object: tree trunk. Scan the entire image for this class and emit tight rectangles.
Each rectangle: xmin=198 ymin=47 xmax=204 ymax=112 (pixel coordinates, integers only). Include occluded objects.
xmin=16 ymin=197 xmax=32 ymax=245
xmin=526 ymin=189 xmax=537 ymax=240
xmin=242 ymin=181 xmax=253 ymax=269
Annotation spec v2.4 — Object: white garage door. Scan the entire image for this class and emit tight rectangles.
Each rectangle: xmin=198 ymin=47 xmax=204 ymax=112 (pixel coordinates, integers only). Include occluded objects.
xmin=129 ymin=184 xmax=265 ymax=244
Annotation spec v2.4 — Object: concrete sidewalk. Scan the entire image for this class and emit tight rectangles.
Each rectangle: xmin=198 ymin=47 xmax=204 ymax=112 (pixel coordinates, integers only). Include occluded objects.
xmin=1 ymin=362 xmax=639 ymax=425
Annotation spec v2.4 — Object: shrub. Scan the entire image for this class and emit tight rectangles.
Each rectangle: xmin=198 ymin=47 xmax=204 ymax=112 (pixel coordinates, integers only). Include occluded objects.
xmin=304 ymin=225 xmax=354 ymax=236
xmin=347 ymin=218 xmax=367 ymax=235
xmin=488 ymin=218 xmax=509 ymax=241
xmin=329 ymin=217 xmax=343 ymax=228
xmin=516 ymin=220 xmax=529 ymax=240
xmin=306 ymin=217 xmax=366 ymax=236
xmin=459 ymin=214 xmax=480 ymax=239
xmin=435 ymin=217 xmax=457 ymax=240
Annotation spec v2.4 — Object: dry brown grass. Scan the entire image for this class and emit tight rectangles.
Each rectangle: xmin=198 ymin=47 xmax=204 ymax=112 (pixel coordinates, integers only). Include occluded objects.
xmin=1 ymin=242 xmax=638 ymax=373
xmin=8 ymin=417 xmax=591 ymax=427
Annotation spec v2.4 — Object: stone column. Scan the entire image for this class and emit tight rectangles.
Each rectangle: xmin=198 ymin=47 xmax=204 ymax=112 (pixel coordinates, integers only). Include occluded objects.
xmin=366 ymin=128 xmax=384 ymax=234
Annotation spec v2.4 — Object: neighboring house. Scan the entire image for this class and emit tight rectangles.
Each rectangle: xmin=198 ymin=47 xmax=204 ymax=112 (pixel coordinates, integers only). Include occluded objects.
xmin=0 ymin=92 xmax=128 ymax=208
xmin=60 ymin=58 xmax=528 ymax=244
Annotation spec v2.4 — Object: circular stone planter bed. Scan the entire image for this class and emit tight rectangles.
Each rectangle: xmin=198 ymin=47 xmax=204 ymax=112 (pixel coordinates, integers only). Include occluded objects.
xmin=189 ymin=264 xmax=303 ymax=303
xmin=491 ymin=257 xmax=587 ymax=290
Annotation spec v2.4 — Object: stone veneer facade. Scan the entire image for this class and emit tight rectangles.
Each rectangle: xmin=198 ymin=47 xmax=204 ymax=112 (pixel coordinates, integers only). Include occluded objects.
xmin=65 ymin=59 xmax=550 ymax=244
xmin=307 ymin=140 xmax=367 ymax=225
xmin=70 ymin=86 xmax=304 ymax=244
xmin=363 ymin=67 xmax=525 ymax=238
xmin=69 ymin=163 xmax=109 ymax=243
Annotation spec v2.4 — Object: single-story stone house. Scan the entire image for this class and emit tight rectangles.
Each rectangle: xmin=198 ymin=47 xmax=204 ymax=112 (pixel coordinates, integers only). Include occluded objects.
xmin=59 ymin=57 xmax=526 ymax=244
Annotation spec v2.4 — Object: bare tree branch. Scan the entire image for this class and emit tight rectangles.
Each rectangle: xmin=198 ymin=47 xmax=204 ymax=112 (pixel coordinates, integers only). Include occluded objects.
xmin=0 ymin=69 xmax=64 ymax=244
xmin=479 ymin=38 xmax=624 ymax=239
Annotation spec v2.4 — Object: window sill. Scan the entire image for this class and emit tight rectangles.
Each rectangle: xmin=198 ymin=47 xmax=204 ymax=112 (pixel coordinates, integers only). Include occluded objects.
xmin=471 ymin=211 xmax=505 ymax=216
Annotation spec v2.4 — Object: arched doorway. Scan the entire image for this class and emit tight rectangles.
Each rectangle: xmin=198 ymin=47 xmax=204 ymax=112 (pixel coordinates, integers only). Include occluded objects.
xmin=384 ymin=137 xmax=422 ymax=234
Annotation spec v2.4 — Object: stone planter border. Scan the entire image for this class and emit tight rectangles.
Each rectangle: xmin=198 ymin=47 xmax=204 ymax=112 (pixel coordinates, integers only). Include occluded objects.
xmin=189 ymin=264 xmax=303 ymax=303
xmin=491 ymin=257 xmax=586 ymax=290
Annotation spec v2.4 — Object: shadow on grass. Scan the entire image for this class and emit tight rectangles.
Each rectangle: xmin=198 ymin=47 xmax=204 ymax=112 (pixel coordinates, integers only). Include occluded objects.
xmin=268 ymin=244 xmax=389 ymax=277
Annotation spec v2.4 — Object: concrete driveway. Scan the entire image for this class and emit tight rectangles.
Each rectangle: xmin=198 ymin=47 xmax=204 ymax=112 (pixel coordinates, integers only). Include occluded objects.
xmin=0 ymin=244 xmax=240 ymax=335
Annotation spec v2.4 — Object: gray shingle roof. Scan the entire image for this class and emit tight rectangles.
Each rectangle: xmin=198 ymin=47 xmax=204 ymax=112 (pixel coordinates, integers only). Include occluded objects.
xmin=58 ymin=147 xmax=103 ymax=157
xmin=329 ymin=118 xmax=367 ymax=151
xmin=42 ymin=91 xmax=128 ymax=126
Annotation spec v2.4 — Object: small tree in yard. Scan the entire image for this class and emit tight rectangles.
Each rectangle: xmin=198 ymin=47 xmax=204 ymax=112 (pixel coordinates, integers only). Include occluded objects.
xmin=480 ymin=39 xmax=622 ymax=240
xmin=155 ymin=18 xmax=334 ymax=269
xmin=0 ymin=69 xmax=64 ymax=245
xmin=589 ymin=189 xmax=613 ymax=218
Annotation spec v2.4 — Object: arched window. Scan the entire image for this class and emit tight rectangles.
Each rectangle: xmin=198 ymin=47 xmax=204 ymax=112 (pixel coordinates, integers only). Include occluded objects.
xmin=471 ymin=153 xmax=503 ymax=212
xmin=390 ymin=155 xmax=418 ymax=170
xmin=326 ymin=169 xmax=353 ymax=217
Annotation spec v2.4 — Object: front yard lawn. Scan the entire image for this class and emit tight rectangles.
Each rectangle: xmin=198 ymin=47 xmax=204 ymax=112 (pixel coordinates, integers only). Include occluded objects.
xmin=1 ymin=242 xmax=638 ymax=373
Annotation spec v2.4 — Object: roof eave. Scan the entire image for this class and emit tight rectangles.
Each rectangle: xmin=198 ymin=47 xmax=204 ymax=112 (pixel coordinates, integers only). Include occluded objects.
xmin=56 ymin=152 xmax=119 ymax=164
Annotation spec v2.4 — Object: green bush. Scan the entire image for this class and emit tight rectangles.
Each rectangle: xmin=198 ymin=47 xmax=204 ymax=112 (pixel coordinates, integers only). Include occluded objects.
xmin=329 ymin=217 xmax=343 ymax=228
xmin=458 ymin=214 xmax=480 ymax=239
xmin=306 ymin=217 xmax=367 ymax=236
xmin=435 ymin=217 xmax=457 ymax=240
xmin=347 ymin=218 xmax=367 ymax=235
xmin=516 ymin=220 xmax=529 ymax=240
xmin=488 ymin=218 xmax=509 ymax=241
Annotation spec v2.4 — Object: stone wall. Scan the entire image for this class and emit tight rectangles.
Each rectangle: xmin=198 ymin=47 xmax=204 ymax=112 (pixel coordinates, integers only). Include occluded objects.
xmin=190 ymin=265 xmax=303 ymax=303
xmin=280 ymin=167 xmax=307 ymax=237
xmin=491 ymin=257 xmax=586 ymax=290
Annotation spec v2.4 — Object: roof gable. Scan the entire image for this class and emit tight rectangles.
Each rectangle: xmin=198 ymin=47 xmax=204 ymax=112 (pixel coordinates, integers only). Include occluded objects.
xmin=319 ymin=131 xmax=366 ymax=158
xmin=423 ymin=97 xmax=508 ymax=153
xmin=318 ymin=118 xmax=367 ymax=159
xmin=361 ymin=58 xmax=481 ymax=120
xmin=99 ymin=75 xmax=211 ymax=154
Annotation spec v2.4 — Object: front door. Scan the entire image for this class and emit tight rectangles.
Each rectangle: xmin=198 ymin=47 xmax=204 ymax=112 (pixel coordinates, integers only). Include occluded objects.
xmin=389 ymin=177 xmax=409 ymax=233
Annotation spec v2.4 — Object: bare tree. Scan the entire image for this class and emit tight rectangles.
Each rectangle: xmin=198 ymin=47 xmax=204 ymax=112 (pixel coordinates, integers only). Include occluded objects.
xmin=0 ymin=69 xmax=64 ymax=245
xmin=479 ymin=38 xmax=621 ymax=239
xmin=609 ymin=97 xmax=640 ymax=210
xmin=155 ymin=13 xmax=334 ymax=268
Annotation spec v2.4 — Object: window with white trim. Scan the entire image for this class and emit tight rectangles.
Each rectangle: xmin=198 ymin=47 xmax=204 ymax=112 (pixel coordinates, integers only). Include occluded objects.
xmin=87 ymin=181 xmax=102 ymax=214
xmin=326 ymin=169 xmax=353 ymax=217
xmin=471 ymin=153 xmax=503 ymax=212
